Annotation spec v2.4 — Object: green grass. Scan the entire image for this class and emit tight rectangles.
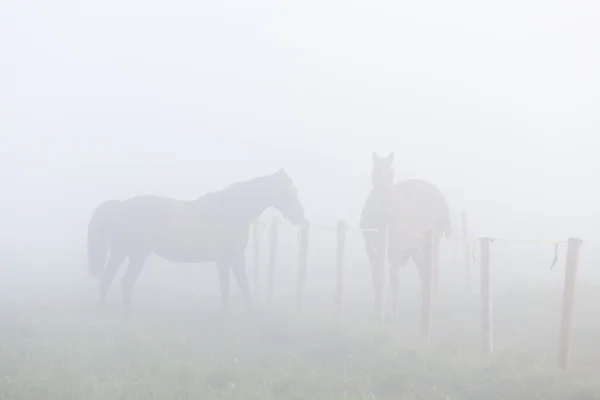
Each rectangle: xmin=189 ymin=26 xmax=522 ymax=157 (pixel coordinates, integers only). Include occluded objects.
xmin=2 ymin=292 xmax=600 ymax=400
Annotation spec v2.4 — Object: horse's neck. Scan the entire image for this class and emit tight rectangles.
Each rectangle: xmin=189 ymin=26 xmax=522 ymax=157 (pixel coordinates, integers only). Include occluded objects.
xmin=361 ymin=186 xmax=391 ymax=228
xmin=371 ymin=185 xmax=396 ymax=205
xmin=242 ymin=195 xmax=272 ymax=224
xmin=194 ymin=179 xmax=273 ymax=225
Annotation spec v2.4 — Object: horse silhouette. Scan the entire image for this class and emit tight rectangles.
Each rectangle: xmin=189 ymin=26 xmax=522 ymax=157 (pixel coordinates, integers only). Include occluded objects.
xmin=87 ymin=169 xmax=305 ymax=314
xmin=360 ymin=152 xmax=451 ymax=318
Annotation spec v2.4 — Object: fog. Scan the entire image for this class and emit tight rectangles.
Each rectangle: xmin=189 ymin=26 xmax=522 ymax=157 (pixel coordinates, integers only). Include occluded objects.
xmin=3 ymin=1 xmax=600 ymax=398
xmin=2 ymin=0 xmax=600 ymax=324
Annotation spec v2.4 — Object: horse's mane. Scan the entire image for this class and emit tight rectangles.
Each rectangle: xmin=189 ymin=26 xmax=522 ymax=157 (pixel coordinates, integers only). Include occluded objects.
xmin=194 ymin=172 xmax=277 ymax=203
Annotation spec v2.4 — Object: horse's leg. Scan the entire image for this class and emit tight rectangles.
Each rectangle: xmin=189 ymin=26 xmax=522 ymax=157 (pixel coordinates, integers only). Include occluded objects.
xmin=413 ymin=247 xmax=433 ymax=334
xmin=432 ymin=233 xmax=441 ymax=293
xmin=121 ymin=253 xmax=149 ymax=310
xmin=230 ymin=255 xmax=254 ymax=315
xmin=370 ymin=252 xmax=383 ymax=318
xmin=97 ymin=251 xmax=126 ymax=308
xmin=389 ymin=262 xmax=400 ymax=321
xmin=390 ymin=250 xmax=410 ymax=321
xmin=412 ymin=248 xmax=426 ymax=304
xmin=217 ymin=261 xmax=231 ymax=313
xmin=363 ymin=234 xmax=384 ymax=318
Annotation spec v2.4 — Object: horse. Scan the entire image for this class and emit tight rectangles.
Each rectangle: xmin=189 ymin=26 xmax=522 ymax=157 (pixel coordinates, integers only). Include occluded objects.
xmin=87 ymin=168 xmax=305 ymax=314
xmin=360 ymin=152 xmax=452 ymax=319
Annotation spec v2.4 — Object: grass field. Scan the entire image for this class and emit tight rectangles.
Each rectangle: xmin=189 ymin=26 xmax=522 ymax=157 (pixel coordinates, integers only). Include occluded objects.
xmin=2 ymin=279 xmax=600 ymax=400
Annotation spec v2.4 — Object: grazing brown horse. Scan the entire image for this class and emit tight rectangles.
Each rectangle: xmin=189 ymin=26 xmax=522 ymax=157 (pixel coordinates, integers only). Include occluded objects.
xmin=87 ymin=169 xmax=305 ymax=313
xmin=360 ymin=152 xmax=451 ymax=318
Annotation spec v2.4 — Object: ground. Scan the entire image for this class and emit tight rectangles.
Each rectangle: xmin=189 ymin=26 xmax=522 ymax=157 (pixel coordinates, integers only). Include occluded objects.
xmin=2 ymin=281 xmax=600 ymax=400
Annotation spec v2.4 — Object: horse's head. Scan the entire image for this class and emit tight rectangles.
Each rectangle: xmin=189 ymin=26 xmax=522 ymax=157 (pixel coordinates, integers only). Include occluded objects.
xmin=268 ymin=169 xmax=305 ymax=225
xmin=371 ymin=152 xmax=395 ymax=189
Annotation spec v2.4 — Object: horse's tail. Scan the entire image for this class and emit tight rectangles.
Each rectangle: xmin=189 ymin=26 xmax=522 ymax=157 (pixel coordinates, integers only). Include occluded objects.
xmin=87 ymin=199 xmax=122 ymax=279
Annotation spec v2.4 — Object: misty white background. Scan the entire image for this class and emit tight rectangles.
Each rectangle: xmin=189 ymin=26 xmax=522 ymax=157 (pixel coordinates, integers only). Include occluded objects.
xmin=1 ymin=0 xmax=599 ymax=297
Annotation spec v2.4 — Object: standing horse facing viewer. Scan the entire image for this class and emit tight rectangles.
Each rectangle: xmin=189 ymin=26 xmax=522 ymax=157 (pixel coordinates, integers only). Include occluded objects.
xmin=87 ymin=169 xmax=305 ymax=313
xmin=360 ymin=152 xmax=452 ymax=319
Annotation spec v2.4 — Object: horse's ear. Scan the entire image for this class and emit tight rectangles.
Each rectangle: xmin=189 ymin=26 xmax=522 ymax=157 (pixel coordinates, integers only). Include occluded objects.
xmin=387 ymin=152 xmax=395 ymax=165
xmin=276 ymin=168 xmax=288 ymax=179
xmin=372 ymin=152 xmax=379 ymax=164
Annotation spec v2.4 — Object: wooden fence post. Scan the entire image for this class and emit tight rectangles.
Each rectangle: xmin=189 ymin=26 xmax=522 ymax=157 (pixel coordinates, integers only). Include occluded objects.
xmin=252 ymin=220 xmax=261 ymax=297
xmin=267 ymin=216 xmax=280 ymax=304
xmin=421 ymin=230 xmax=435 ymax=344
xmin=461 ymin=211 xmax=474 ymax=293
xmin=432 ymin=233 xmax=440 ymax=294
xmin=295 ymin=220 xmax=310 ymax=313
xmin=558 ymin=237 xmax=583 ymax=370
xmin=480 ymin=237 xmax=494 ymax=355
xmin=335 ymin=220 xmax=347 ymax=319
xmin=379 ymin=225 xmax=389 ymax=323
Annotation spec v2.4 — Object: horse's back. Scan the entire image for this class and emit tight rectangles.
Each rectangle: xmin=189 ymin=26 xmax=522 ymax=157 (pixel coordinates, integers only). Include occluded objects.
xmin=92 ymin=198 xmax=123 ymax=214
xmin=122 ymin=194 xmax=184 ymax=208
xmin=392 ymin=179 xmax=452 ymax=237
xmin=116 ymin=194 xmax=243 ymax=261
xmin=89 ymin=199 xmax=125 ymax=229
xmin=359 ymin=179 xmax=452 ymax=240
xmin=115 ymin=195 xmax=192 ymax=232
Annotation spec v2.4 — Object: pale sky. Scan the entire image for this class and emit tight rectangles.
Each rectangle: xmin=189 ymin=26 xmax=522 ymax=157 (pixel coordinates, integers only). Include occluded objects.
xmin=2 ymin=0 xmax=599 ymax=244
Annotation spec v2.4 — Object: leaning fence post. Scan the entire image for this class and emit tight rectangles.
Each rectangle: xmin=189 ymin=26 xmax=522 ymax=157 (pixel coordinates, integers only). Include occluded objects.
xmin=335 ymin=220 xmax=347 ymax=319
xmin=267 ymin=215 xmax=280 ymax=304
xmin=461 ymin=211 xmax=474 ymax=293
xmin=252 ymin=219 xmax=261 ymax=297
xmin=295 ymin=220 xmax=310 ymax=313
xmin=421 ymin=230 xmax=435 ymax=345
xmin=480 ymin=237 xmax=494 ymax=355
xmin=558 ymin=237 xmax=583 ymax=370
xmin=379 ymin=225 xmax=389 ymax=323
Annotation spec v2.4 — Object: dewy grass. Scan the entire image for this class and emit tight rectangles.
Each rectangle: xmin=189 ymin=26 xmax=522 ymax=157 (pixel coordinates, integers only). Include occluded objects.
xmin=1 ymin=294 xmax=600 ymax=400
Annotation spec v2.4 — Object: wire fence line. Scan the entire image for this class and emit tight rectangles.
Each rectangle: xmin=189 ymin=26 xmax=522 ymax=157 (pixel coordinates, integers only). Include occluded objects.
xmin=246 ymin=211 xmax=591 ymax=370
xmin=168 ymin=210 xmax=591 ymax=371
